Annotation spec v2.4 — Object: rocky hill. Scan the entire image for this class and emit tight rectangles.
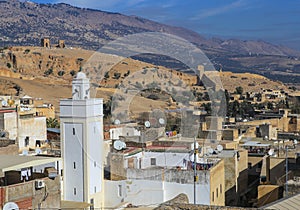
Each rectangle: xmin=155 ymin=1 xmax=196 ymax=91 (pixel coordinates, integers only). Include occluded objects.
xmin=0 ymin=47 xmax=289 ymax=96
xmin=1 ymin=0 xmax=300 ymax=83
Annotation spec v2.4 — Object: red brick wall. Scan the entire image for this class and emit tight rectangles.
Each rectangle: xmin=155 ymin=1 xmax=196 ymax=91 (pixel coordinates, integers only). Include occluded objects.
xmin=0 ymin=188 xmax=5 ymax=208
xmin=16 ymin=197 xmax=32 ymax=209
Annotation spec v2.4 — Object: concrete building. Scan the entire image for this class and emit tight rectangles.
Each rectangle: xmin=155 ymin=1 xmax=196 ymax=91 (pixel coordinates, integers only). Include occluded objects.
xmin=109 ymin=124 xmax=140 ymax=140
xmin=210 ymin=149 xmax=248 ymax=206
xmin=257 ymin=123 xmax=278 ymax=140
xmin=0 ymin=155 xmax=61 ymax=209
xmin=263 ymin=192 xmax=300 ymax=210
xmin=105 ymin=149 xmax=225 ymax=208
xmin=0 ymin=108 xmax=47 ymax=150
xmin=60 ymin=72 xmax=104 ymax=209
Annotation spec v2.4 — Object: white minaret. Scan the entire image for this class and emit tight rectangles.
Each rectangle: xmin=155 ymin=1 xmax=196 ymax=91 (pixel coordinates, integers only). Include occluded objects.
xmin=60 ymin=72 xmax=104 ymax=208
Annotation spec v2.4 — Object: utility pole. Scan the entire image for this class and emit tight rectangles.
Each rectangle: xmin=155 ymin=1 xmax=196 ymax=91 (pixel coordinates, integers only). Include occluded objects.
xmin=193 ymin=137 xmax=198 ymax=204
xmin=285 ymin=145 xmax=289 ymax=197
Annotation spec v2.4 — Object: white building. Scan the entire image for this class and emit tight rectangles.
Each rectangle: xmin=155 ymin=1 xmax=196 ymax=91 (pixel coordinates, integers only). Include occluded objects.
xmin=0 ymin=108 xmax=47 ymax=149
xmin=60 ymin=72 xmax=104 ymax=208
xmin=110 ymin=125 xmax=140 ymax=140
xmin=106 ymin=150 xmax=225 ymax=208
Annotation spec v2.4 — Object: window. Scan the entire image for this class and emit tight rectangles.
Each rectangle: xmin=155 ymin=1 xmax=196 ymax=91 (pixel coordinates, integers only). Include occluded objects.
xmin=74 ymin=187 xmax=76 ymax=195
xmin=94 ymin=186 xmax=97 ymax=193
xmin=216 ymin=188 xmax=218 ymax=198
xmin=220 ymin=184 xmax=222 ymax=194
xmin=151 ymin=158 xmax=156 ymax=166
xmin=35 ymin=140 xmax=41 ymax=147
xmin=118 ymin=185 xmax=122 ymax=197
xmin=212 ymin=192 xmax=214 ymax=202
xmin=73 ymin=162 xmax=76 ymax=169
xmin=73 ymin=128 xmax=75 ymax=135
xmin=94 ymin=161 xmax=97 ymax=167
xmin=25 ymin=136 xmax=29 ymax=147
xmin=90 ymin=199 xmax=94 ymax=210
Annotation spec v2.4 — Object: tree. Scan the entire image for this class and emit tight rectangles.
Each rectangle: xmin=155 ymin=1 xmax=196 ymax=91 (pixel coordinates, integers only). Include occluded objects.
xmin=58 ymin=70 xmax=65 ymax=76
xmin=113 ymin=72 xmax=121 ymax=79
xmin=46 ymin=118 xmax=60 ymax=128
xmin=235 ymin=86 xmax=243 ymax=95
xmin=124 ymin=70 xmax=130 ymax=77
xmin=201 ymin=103 xmax=212 ymax=115
xmin=104 ymin=72 xmax=109 ymax=79
xmin=44 ymin=68 xmax=53 ymax=76
xmin=267 ymin=102 xmax=273 ymax=110
xmin=70 ymin=70 xmax=76 ymax=76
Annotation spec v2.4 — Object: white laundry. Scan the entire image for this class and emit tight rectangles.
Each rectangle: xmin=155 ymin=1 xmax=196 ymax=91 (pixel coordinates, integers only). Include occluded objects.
xmin=27 ymin=168 xmax=31 ymax=177
xmin=21 ymin=169 xmax=27 ymax=180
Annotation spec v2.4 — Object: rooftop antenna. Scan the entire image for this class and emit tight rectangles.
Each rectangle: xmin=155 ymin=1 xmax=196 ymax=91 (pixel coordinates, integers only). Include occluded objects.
xmin=114 ymin=119 xmax=120 ymax=125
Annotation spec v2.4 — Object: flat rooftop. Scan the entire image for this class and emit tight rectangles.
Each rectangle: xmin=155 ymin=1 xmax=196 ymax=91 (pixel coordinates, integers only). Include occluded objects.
xmin=0 ymin=155 xmax=61 ymax=177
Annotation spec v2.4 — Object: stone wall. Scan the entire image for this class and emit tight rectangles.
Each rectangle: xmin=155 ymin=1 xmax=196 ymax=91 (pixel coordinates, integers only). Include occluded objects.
xmin=1 ymin=177 xmax=60 ymax=209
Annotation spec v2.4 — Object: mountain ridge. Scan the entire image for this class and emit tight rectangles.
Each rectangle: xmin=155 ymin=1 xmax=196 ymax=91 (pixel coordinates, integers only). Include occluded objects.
xmin=1 ymin=0 xmax=300 ymax=83
xmin=0 ymin=0 xmax=299 ymax=56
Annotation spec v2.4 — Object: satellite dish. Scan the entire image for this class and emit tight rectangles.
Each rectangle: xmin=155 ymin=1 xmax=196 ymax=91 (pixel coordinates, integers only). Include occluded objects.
xmin=217 ymin=145 xmax=223 ymax=152
xmin=294 ymin=140 xmax=298 ymax=145
xmin=268 ymin=149 xmax=275 ymax=156
xmin=35 ymin=148 xmax=42 ymax=154
xmin=159 ymin=118 xmax=165 ymax=125
xmin=144 ymin=121 xmax=151 ymax=128
xmin=114 ymin=119 xmax=120 ymax=125
xmin=3 ymin=202 xmax=19 ymax=210
xmin=264 ymin=136 xmax=268 ymax=140
xmin=114 ymin=140 xmax=125 ymax=150
xmin=208 ymin=148 xmax=214 ymax=155
xmin=22 ymin=150 xmax=28 ymax=156
xmin=122 ymin=141 xmax=127 ymax=149
xmin=1 ymin=100 xmax=8 ymax=107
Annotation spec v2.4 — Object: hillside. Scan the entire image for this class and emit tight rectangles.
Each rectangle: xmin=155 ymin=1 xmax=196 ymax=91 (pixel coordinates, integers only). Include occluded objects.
xmin=0 ymin=47 xmax=291 ymax=118
xmin=1 ymin=0 xmax=300 ymax=83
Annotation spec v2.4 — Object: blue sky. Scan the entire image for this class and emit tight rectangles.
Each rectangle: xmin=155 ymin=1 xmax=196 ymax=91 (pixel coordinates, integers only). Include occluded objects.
xmin=32 ymin=0 xmax=300 ymax=50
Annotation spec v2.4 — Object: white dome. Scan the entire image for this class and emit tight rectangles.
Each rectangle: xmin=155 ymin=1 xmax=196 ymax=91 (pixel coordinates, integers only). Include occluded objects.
xmin=76 ymin=72 xmax=87 ymax=79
